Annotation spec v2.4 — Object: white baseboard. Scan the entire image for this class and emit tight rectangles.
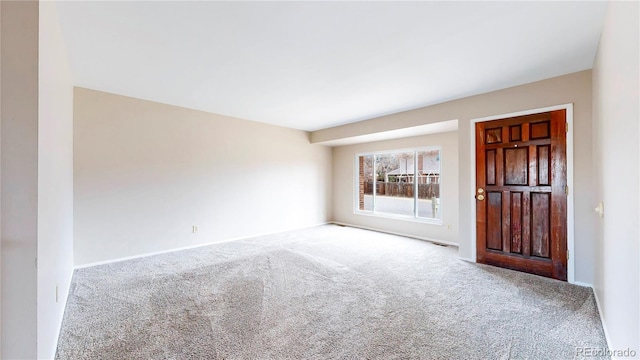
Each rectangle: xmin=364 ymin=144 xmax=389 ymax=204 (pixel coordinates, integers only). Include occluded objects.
xmin=591 ymin=285 xmax=614 ymax=354
xmin=50 ymin=267 xmax=75 ymax=358
xmin=74 ymin=222 xmax=330 ymax=269
xmin=566 ymin=282 xmax=612 ymax=352
xmin=329 ymin=221 xmax=458 ymax=247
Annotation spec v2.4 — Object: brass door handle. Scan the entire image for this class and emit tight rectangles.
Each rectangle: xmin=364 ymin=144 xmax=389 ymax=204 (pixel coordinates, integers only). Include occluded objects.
xmin=477 ymin=194 xmax=485 ymax=201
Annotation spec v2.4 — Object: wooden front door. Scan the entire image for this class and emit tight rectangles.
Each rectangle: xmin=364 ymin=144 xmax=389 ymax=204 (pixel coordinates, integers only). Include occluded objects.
xmin=475 ymin=110 xmax=567 ymax=280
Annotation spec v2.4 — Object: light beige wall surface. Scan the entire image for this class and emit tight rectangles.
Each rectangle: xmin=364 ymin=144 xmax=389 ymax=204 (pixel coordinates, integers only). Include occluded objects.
xmin=74 ymin=88 xmax=332 ymax=266
xmin=0 ymin=2 xmax=3 ymax=355
xmin=332 ymin=131 xmax=458 ymax=244
xmin=37 ymin=2 xmax=75 ymax=359
xmin=314 ymin=70 xmax=594 ymax=284
xmin=1 ymin=1 xmax=39 ymax=358
xmin=592 ymin=0 xmax=639 ymax=354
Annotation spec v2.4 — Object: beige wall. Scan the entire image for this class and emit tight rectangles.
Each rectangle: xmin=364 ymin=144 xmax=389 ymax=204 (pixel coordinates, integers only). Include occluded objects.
xmin=332 ymin=131 xmax=458 ymax=244
xmin=592 ymin=0 xmax=639 ymax=354
xmin=1 ymin=2 xmax=74 ymax=358
xmin=313 ymin=70 xmax=594 ymax=284
xmin=74 ymin=88 xmax=332 ymax=266
xmin=0 ymin=2 xmax=3 ymax=354
xmin=1 ymin=1 xmax=39 ymax=358
xmin=37 ymin=2 xmax=74 ymax=359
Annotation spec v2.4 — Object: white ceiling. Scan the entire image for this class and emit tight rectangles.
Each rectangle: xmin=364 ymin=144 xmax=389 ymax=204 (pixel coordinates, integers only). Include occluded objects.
xmin=56 ymin=1 xmax=607 ymax=132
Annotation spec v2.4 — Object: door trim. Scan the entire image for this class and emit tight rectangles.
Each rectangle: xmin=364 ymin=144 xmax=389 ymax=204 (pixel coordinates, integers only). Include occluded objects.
xmin=469 ymin=103 xmax=575 ymax=283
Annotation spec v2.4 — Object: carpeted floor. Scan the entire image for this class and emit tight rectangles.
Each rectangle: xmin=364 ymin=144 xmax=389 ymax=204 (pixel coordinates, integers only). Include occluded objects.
xmin=56 ymin=225 xmax=608 ymax=359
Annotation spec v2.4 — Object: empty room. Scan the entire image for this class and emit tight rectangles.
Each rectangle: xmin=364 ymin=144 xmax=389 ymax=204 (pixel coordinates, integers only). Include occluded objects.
xmin=1 ymin=1 xmax=638 ymax=359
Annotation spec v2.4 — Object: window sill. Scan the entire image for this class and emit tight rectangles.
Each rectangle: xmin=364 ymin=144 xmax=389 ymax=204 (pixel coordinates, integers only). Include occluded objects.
xmin=353 ymin=210 xmax=443 ymax=225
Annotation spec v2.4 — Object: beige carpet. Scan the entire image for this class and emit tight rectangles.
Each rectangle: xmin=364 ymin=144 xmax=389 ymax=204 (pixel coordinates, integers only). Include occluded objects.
xmin=56 ymin=225 xmax=608 ymax=359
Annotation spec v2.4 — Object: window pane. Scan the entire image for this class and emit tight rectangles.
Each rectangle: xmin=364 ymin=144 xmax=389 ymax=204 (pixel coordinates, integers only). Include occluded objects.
xmin=417 ymin=150 xmax=441 ymax=219
xmin=374 ymin=152 xmax=414 ymax=216
xmin=358 ymin=155 xmax=373 ymax=211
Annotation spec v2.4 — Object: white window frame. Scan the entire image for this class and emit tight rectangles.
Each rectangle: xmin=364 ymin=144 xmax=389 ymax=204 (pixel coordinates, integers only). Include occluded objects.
xmin=354 ymin=146 xmax=443 ymax=225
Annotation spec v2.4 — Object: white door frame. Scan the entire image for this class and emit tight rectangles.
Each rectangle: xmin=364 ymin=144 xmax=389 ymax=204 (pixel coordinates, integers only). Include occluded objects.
xmin=469 ymin=103 xmax=575 ymax=283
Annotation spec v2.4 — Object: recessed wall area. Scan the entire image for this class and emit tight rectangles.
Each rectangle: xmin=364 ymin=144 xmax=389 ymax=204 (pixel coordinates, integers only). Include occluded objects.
xmin=332 ymin=131 xmax=459 ymax=245
xmin=314 ymin=70 xmax=594 ymax=284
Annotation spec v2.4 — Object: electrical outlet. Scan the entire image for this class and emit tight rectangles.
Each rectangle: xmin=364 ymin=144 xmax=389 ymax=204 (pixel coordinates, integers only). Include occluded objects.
xmin=192 ymin=225 xmax=199 ymax=234
xmin=447 ymin=224 xmax=452 ymax=231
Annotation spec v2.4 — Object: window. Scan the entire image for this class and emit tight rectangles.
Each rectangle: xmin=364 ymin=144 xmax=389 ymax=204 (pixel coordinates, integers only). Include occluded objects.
xmin=355 ymin=147 xmax=442 ymax=223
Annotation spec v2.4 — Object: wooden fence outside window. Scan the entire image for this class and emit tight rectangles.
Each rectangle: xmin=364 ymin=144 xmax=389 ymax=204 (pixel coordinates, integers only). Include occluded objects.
xmin=363 ymin=181 xmax=440 ymax=199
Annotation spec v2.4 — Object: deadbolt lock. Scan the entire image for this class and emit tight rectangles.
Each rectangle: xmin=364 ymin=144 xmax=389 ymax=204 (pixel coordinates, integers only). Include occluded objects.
xmin=477 ymin=188 xmax=484 ymax=194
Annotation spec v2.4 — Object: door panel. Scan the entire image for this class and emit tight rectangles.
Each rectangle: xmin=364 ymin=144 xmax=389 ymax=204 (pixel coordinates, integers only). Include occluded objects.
xmin=486 ymin=150 xmax=496 ymax=185
xmin=486 ymin=192 xmax=502 ymax=250
xmin=510 ymin=192 xmax=523 ymax=254
xmin=531 ymin=192 xmax=551 ymax=258
xmin=504 ymin=148 xmax=528 ymax=185
xmin=537 ymin=146 xmax=550 ymax=185
xmin=476 ymin=110 xmax=567 ymax=281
